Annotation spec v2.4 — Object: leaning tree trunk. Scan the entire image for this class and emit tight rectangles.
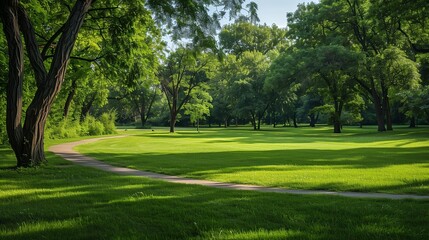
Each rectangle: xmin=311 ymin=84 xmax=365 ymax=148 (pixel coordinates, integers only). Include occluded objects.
xmin=1 ymin=0 xmax=93 ymax=167
xmin=1 ymin=2 xmax=25 ymax=166
xmin=80 ymin=93 xmax=95 ymax=122
xmin=250 ymin=112 xmax=257 ymax=130
xmin=63 ymin=78 xmax=77 ymax=118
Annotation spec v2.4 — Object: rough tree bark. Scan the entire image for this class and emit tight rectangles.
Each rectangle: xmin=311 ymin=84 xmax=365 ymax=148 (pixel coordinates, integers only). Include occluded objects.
xmin=0 ymin=0 xmax=93 ymax=167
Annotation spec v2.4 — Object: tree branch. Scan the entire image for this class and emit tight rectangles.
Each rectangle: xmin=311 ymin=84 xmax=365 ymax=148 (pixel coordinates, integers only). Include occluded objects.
xmin=17 ymin=5 xmax=47 ymax=87
xmin=41 ymin=24 xmax=65 ymax=60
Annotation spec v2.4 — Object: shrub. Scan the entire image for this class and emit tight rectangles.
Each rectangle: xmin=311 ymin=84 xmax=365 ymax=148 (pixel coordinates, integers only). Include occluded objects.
xmin=100 ymin=111 xmax=117 ymax=134
xmin=45 ymin=112 xmax=116 ymax=139
xmin=46 ymin=118 xmax=81 ymax=139
xmin=82 ymin=115 xmax=105 ymax=136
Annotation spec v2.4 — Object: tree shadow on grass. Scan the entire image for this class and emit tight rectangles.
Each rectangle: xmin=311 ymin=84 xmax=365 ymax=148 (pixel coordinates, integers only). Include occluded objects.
xmin=84 ymin=146 xmax=429 ymax=171
xmin=136 ymin=127 xmax=429 ymax=145
xmin=80 ymin=146 xmax=429 ymax=195
xmin=0 ymin=154 xmax=428 ymax=240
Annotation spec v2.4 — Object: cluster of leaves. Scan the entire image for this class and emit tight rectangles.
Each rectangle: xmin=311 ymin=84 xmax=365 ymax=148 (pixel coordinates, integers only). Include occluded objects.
xmin=45 ymin=111 xmax=117 ymax=139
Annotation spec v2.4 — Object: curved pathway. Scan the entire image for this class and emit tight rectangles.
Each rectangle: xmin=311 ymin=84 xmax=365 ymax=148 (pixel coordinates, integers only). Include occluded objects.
xmin=49 ymin=136 xmax=429 ymax=200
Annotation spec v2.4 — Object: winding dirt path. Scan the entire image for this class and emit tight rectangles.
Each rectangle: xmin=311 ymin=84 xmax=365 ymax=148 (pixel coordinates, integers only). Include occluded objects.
xmin=49 ymin=136 xmax=429 ymax=200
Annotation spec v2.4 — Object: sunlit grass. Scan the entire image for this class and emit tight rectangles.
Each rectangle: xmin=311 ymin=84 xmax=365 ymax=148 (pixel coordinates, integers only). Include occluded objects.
xmin=77 ymin=126 xmax=429 ymax=195
xmin=1 ymin=133 xmax=428 ymax=239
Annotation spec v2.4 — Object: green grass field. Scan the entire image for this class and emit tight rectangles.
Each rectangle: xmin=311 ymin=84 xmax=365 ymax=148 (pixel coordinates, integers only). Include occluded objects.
xmin=77 ymin=126 xmax=429 ymax=195
xmin=1 ymin=126 xmax=429 ymax=239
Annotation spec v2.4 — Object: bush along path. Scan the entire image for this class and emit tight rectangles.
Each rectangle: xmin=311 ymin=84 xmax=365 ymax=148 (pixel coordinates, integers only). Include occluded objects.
xmin=49 ymin=136 xmax=429 ymax=200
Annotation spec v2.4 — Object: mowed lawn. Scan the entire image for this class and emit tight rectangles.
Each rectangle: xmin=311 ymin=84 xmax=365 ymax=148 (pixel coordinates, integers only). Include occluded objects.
xmin=0 ymin=137 xmax=429 ymax=239
xmin=77 ymin=126 xmax=429 ymax=195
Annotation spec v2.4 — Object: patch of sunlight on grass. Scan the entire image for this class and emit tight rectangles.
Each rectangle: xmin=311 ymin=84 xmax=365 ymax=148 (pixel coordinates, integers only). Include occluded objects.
xmin=76 ymin=127 xmax=429 ymax=194
xmin=108 ymin=192 xmax=182 ymax=204
xmin=196 ymin=229 xmax=304 ymax=240
xmin=0 ymin=186 xmax=93 ymax=199
xmin=1 ymin=217 xmax=87 ymax=237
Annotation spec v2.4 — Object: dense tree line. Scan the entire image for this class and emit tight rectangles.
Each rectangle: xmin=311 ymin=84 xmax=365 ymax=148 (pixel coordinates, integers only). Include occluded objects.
xmin=1 ymin=0 xmax=428 ymax=166
xmin=0 ymin=0 xmax=256 ymax=166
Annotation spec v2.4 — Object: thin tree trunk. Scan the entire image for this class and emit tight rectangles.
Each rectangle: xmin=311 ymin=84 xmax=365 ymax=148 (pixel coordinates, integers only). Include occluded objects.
xmin=63 ymin=78 xmax=77 ymax=118
xmin=169 ymin=111 xmax=177 ymax=133
xmin=142 ymin=89 xmax=157 ymax=126
xmin=250 ymin=112 xmax=257 ymax=130
xmin=383 ymin=92 xmax=393 ymax=131
xmin=80 ymin=93 xmax=95 ymax=122
xmin=380 ymin=80 xmax=393 ymax=131
xmin=309 ymin=113 xmax=316 ymax=127
xmin=292 ymin=113 xmax=298 ymax=128
xmin=409 ymin=116 xmax=416 ymax=128
xmin=140 ymin=111 xmax=146 ymax=127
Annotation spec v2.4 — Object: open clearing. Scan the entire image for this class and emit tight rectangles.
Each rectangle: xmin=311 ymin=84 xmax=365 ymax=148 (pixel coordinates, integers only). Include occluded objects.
xmin=1 ymin=126 xmax=428 ymax=239
xmin=77 ymin=126 xmax=429 ymax=195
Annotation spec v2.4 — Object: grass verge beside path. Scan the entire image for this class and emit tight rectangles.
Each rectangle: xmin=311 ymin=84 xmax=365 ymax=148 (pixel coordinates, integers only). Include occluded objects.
xmin=77 ymin=126 xmax=429 ymax=195
xmin=0 ymin=142 xmax=428 ymax=239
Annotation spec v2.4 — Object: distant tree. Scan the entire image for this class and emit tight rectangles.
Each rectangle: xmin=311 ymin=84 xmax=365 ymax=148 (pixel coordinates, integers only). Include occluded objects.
xmin=396 ymin=86 xmax=429 ymax=127
xmin=219 ymin=21 xmax=287 ymax=56
xmin=0 ymin=0 xmax=253 ymax=167
xmin=265 ymin=51 xmax=304 ymax=128
xmin=184 ymin=87 xmax=213 ymax=132
xmin=304 ymin=45 xmax=362 ymax=133
xmin=229 ymin=51 xmax=271 ymax=130
xmin=160 ymin=48 xmax=215 ymax=133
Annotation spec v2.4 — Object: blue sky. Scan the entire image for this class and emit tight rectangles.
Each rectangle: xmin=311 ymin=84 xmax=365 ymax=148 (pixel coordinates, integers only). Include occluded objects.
xmin=249 ymin=0 xmax=318 ymax=27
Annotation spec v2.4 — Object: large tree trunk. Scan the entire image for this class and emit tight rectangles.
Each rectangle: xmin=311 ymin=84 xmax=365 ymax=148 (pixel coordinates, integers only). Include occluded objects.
xmin=333 ymin=101 xmax=343 ymax=133
xmin=1 ymin=1 xmax=25 ymax=166
xmin=373 ymin=95 xmax=386 ymax=132
xmin=1 ymin=0 xmax=93 ymax=167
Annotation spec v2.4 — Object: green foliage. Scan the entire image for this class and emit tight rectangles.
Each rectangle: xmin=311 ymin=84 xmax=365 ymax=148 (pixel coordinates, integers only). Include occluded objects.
xmin=184 ymin=87 xmax=213 ymax=124
xmin=82 ymin=116 xmax=106 ymax=136
xmin=220 ymin=21 xmax=287 ymax=56
xmin=46 ymin=113 xmax=116 ymax=139
xmin=46 ymin=118 xmax=82 ymax=139
xmin=99 ymin=111 xmax=117 ymax=134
